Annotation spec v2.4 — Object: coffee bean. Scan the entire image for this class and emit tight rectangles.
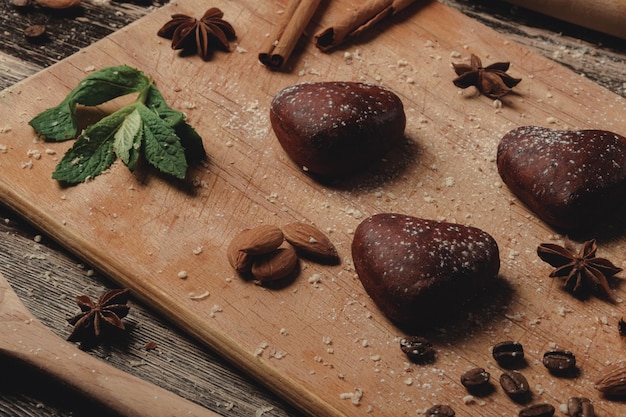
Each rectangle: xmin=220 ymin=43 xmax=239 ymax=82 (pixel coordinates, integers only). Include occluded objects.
xmin=492 ymin=341 xmax=525 ymax=367
xmin=542 ymin=350 xmax=576 ymax=374
xmin=568 ymin=397 xmax=595 ymax=417
xmin=399 ymin=336 xmax=435 ymax=363
xmin=518 ymin=403 xmax=555 ymax=417
xmin=500 ymin=370 xmax=530 ymax=402
xmin=425 ymin=404 xmax=455 ymax=417
xmin=460 ymin=367 xmax=492 ymax=395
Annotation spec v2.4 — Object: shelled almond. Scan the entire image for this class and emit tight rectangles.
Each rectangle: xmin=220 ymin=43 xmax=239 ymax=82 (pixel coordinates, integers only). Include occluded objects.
xmin=251 ymin=246 xmax=298 ymax=282
xmin=236 ymin=225 xmax=284 ymax=255
xmin=227 ymin=222 xmax=338 ymax=283
xmin=595 ymin=361 xmax=626 ymax=396
xmin=283 ymin=222 xmax=338 ymax=262
xmin=226 ymin=229 xmax=253 ymax=273
xmin=34 ymin=0 xmax=80 ymax=9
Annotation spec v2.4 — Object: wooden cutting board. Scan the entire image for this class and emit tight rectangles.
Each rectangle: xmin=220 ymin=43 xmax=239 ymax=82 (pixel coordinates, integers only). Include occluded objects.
xmin=2 ymin=0 xmax=626 ymax=415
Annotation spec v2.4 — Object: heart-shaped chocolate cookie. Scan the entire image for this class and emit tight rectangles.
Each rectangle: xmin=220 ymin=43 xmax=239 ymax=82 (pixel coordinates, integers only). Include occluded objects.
xmin=497 ymin=126 xmax=626 ymax=232
xmin=352 ymin=213 xmax=500 ymax=328
xmin=270 ymin=82 xmax=406 ymax=177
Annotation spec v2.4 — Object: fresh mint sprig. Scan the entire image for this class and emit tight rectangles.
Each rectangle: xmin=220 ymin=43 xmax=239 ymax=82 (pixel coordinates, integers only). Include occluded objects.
xmin=29 ymin=65 xmax=206 ymax=184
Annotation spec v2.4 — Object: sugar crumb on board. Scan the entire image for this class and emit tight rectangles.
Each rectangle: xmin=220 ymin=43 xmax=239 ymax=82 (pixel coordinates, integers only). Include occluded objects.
xmin=188 ymin=289 xmax=209 ymax=300
xmin=308 ymin=273 xmax=322 ymax=287
xmin=339 ymin=387 xmax=363 ymax=405
xmin=269 ymin=348 xmax=288 ymax=359
xmin=254 ymin=341 xmax=269 ymax=357
xmin=210 ymin=304 xmax=223 ymax=318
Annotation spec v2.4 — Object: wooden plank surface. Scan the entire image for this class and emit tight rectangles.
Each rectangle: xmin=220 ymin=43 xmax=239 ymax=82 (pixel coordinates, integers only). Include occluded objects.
xmin=2 ymin=0 xmax=626 ymax=416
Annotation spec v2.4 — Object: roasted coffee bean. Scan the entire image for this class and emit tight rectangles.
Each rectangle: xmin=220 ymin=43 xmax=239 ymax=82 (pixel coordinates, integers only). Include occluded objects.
xmin=518 ymin=403 xmax=555 ymax=417
xmin=500 ymin=370 xmax=530 ymax=401
xmin=460 ymin=367 xmax=492 ymax=395
xmin=400 ymin=336 xmax=435 ymax=363
xmin=568 ymin=397 xmax=595 ymax=417
xmin=492 ymin=341 xmax=525 ymax=367
xmin=425 ymin=404 xmax=455 ymax=417
xmin=542 ymin=350 xmax=576 ymax=374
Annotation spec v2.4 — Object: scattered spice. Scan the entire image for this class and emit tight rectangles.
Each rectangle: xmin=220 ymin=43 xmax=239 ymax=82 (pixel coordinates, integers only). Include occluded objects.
xmin=314 ymin=0 xmax=418 ymax=52
xmin=492 ymin=340 xmax=525 ymax=368
xmin=24 ymin=24 xmax=46 ymax=40
xmin=425 ymin=404 xmax=455 ymax=417
xmin=460 ymin=367 xmax=492 ymax=396
xmin=518 ymin=403 xmax=555 ymax=417
xmin=157 ymin=7 xmax=236 ymax=60
xmin=67 ymin=288 xmax=130 ymax=345
xmin=452 ymin=54 xmax=521 ymax=99
xmin=567 ymin=397 xmax=595 ymax=417
xmin=258 ymin=0 xmax=321 ymax=68
xmin=399 ymin=336 xmax=435 ymax=363
xmin=537 ymin=240 xmax=622 ymax=299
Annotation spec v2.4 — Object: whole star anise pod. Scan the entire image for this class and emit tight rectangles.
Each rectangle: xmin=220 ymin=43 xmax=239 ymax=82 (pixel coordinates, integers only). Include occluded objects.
xmin=537 ymin=239 xmax=622 ymax=299
xmin=157 ymin=7 xmax=236 ymax=60
xmin=452 ymin=54 xmax=522 ymax=99
xmin=67 ymin=288 xmax=130 ymax=344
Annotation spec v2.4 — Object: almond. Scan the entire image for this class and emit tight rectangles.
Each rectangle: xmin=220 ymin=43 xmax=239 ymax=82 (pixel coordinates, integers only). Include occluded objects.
xmin=34 ymin=0 xmax=80 ymax=9
xmin=251 ymin=246 xmax=298 ymax=282
xmin=237 ymin=225 xmax=284 ymax=255
xmin=227 ymin=229 xmax=253 ymax=273
xmin=283 ymin=222 xmax=339 ymax=262
xmin=595 ymin=361 xmax=626 ymax=396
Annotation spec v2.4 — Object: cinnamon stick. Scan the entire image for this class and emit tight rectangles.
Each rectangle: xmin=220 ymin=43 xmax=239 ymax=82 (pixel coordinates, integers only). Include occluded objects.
xmin=259 ymin=0 xmax=321 ymax=68
xmin=314 ymin=0 xmax=418 ymax=52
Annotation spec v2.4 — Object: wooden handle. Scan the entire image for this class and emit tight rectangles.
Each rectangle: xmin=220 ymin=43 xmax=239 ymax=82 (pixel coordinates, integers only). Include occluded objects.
xmin=501 ymin=0 xmax=626 ymax=39
xmin=0 ymin=277 xmax=220 ymax=417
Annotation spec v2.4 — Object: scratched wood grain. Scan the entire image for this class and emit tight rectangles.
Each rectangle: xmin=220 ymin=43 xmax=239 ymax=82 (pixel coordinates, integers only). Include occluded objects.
xmin=2 ymin=0 xmax=626 ymax=415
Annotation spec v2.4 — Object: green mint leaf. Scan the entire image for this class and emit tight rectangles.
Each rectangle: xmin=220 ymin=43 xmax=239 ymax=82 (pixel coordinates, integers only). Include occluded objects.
xmin=29 ymin=65 xmax=150 ymax=141
xmin=32 ymin=66 xmax=205 ymax=185
xmin=145 ymin=85 xmax=185 ymax=127
xmin=52 ymin=106 xmax=136 ymax=183
xmin=176 ymin=122 xmax=207 ymax=163
xmin=70 ymin=65 xmax=151 ymax=107
xmin=155 ymin=107 xmax=185 ymax=128
xmin=144 ymin=85 xmax=206 ymax=162
xmin=28 ymin=98 xmax=77 ymax=141
xmin=138 ymin=104 xmax=187 ymax=179
xmin=144 ymin=84 xmax=169 ymax=111
xmin=113 ymin=107 xmax=143 ymax=170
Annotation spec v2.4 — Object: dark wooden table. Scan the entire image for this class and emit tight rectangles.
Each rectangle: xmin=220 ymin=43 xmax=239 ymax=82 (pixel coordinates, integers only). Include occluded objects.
xmin=1 ymin=1 xmax=625 ymax=416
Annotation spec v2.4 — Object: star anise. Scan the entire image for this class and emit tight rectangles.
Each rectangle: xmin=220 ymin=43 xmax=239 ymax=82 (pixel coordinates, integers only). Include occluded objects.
xmin=537 ymin=239 xmax=622 ymax=299
xmin=67 ymin=288 xmax=130 ymax=344
xmin=157 ymin=7 xmax=236 ymax=60
xmin=452 ymin=54 xmax=522 ymax=99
